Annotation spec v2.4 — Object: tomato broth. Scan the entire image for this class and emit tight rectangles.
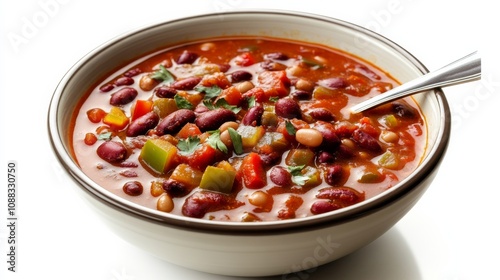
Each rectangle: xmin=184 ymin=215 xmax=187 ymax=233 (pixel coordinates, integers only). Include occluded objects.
xmin=71 ymin=37 xmax=426 ymax=222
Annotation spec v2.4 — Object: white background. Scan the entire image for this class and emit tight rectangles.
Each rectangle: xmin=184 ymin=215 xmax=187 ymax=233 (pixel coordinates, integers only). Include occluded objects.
xmin=1 ymin=0 xmax=498 ymax=279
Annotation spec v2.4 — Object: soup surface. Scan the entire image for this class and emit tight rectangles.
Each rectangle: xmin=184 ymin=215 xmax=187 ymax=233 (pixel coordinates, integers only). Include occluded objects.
xmin=71 ymin=37 xmax=426 ymax=221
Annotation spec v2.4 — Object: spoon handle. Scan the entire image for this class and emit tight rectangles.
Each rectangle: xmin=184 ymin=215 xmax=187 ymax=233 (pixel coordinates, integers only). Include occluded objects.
xmin=350 ymin=51 xmax=481 ymax=113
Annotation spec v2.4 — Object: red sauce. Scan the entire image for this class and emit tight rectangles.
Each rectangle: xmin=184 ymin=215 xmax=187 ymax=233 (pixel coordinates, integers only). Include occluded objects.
xmin=71 ymin=37 xmax=426 ymax=222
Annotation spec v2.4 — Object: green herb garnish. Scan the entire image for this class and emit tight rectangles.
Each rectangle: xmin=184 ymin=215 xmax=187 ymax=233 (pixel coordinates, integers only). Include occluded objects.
xmin=195 ymin=85 xmax=222 ymax=99
xmin=287 ymin=165 xmax=310 ymax=186
xmin=269 ymin=96 xmax=279 ymax=103
xmin=177 ymin=136 xmax=201 ymax=156
xmin=97 ymin=132 xmax=112 ymax=141
xmin=247 ymin=96 xmax=256 ymax=108
xmin=206 ymin=130 xmax=228 ymax=153
xmin=150 ymin=65 xmax=174 ymax=83
xmin=285 ymin=120 xmax=296 ymax=135
xmin=174 ymin=94 xmax=193 ymax=109
xmin=203 ymin=98 xmax=241 ymax=114
xmin=227 ymin=127 xmax=243 ymax=155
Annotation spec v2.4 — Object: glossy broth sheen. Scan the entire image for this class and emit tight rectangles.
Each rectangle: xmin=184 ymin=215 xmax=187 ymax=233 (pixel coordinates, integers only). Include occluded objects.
xmin=71 ymin=37 xmax=426 ymax=222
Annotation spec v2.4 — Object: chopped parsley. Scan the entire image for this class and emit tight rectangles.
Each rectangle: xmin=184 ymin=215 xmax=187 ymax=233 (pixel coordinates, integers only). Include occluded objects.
xmin=150 ymin=64 xmax=174 ymax=83
xmin=203 ymin=98 xmax=241 ymax=114
xmin=177 ymin=136 xmax=201 ymax=156
xmin=195 ymin=85 xmax=222 ymax=99
xmin=206 ymin=130 xmax=228 ymax=153
xmin=174 ymin=94 xmax=193 ymax=109
xmin=285 ymin=120 xmax=296 ymax=135
xmin=287 ymin=165 xmax=310 ymax=186
xmin=227 ymin=127 xmax=243 ymax=155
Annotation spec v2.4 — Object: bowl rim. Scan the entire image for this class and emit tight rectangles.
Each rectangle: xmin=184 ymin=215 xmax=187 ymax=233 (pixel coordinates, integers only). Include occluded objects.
xmin=47 ymin=9 xmax=451 ymax=233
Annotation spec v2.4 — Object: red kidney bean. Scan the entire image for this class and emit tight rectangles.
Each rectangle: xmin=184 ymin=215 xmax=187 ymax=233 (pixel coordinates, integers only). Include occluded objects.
xmin=317 ymin=151 xmax=335 ymax=164
xmin=123 ymin=181 xmax=143 ymax=196
xmin=316 ymin=186 xmax=364 ymax=206
xmin=96 ymin=141 xmax=128 ymax=163
xmin=182 ymin=191 xmax=242 ymax=218
xmin=259 ymin=151 xmax=281 ymax=166
xmin=123 ymin=67 xmax=142 ymax=77
xmin=115 ymin=76 xmax=134 ymax=86
xmin=392 ymin=100 xmax=418 ymax=119
xmin=99 ymin=84 xmax=114 ymax=93
xmin=310 ymin=200 xmax=341 ymax=215
xmin=154 ymin=86 xmax=177 ymax=98
xmin=352 ymin=129 xmax=382 ymax=152
xmin=195 ymin=108 xmax=237 ymax=132
xmin=308 ymin=108 xmax=335 ymax=122
xmin=318 ymin=77 xmax=348 ymax=89
xmin=156 ymin=109 xmax=196 ymax=135
xmin=290 ymin=90 xmax=312 ymax=100
xmin=265 ymin=52 xmax=289 ymax=60
xmin=275 ymin=98 xmax=301 ymax=119
xmin=230 ymin=70 xmax=252 ymax=82
xmin=314 ymin=121 xmax=340 ymax=148
xmin=194 ymin=103 xmax=209 ymax=114
xmin=176 ymin=50 xmax=199 ymax=64
xmin=126 ymin=111 xmax=160 ymax=137
xmin=324 ymin=164 xmax=345 ymax=186
xmin=171 ymin=76 xmax=202 ymax=90
xmin=242 ymin=105 xmax=264 ymax=126
xmin=218 ymin=63 xmax=231 ymax=73
xmin=260 ymin=60 xmax=287 ymax=71
xmin=110 ymin=87 xmax=138 ymax=106
xmin=270 ymin=166 xmax=292 ymax=187
xmin=162 ymin=179 xmax=191 ymax=197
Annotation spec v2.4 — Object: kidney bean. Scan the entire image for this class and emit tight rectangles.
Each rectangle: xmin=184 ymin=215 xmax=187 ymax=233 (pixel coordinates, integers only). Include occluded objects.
xmin=310 ymin=200 xmax=341 ymax=215
xmin=126 ymin=111 xmax=160 ymax=137
xmin=270 ymin=166 xmax=292 ymax=187
xmin=260 ymin=60 xmax=287 ymax=71
xmin=308 ymin=108 xmax=335 ymax=122
xmin=242 ymin=105 xmax=264 ymax=126
xmin=352 ymin=129 xmax=382 ymax=152
xmin=96 ymin=141 xmax=128 ymax=163
xmin=154 ymin=86 xmax=177 ymax=98
xmin=392 ymin=100 xmax=418 ymax=119
xmin=171 ymin=76 xmax=202 ymax=90
xmin=195 ymin=108 xmax=237 ymax=132
xmin=99 ymin=84 xmax=114 ymax=93
xmin=123 ymin=67 xmax=142 ymax=77
xmin=162 ymin=179 xmax=191 ymax=197
xmin=115 ymin=76 xmax=134 ymax=86
xmin=123 ymin=181 xmax=143 ymax=196
xmin=194 ymin=103 xmax=209 ymax=114
xmin=182 ymin=191 xmax=242 ymax=218
xmin=314 ymin=121 xmax=340 ymax=149
xmin=290 ymin=90 xmax=312 ymax=100
xmin=275 ymin=98 xmax=301 ymax=119
xmin=218 ymin=63 xmax=231 ymax=73
xmin=316 ymin=186 xmax=364 ymax=206
xmin=176 ymin=50 xmax=199 ymax=64
xmin=324 ymin=164 xmax=345 ymax=186
xmin=318 ymin=77 xmax=348 ymax=89
xmin=231 ymin=70 xmax=252 ymax=83
xmin=259 ymin=151 xmax=281 ymax=166
xmin=156 ymin=109 xmax=196 ymax=135
xmin=110 ymin=87 xmax=138 ymax=106
xmin=265 ymin=52 xmax=289 ymax=60
xmin=317 ymin=151 xmax=335 ymax=164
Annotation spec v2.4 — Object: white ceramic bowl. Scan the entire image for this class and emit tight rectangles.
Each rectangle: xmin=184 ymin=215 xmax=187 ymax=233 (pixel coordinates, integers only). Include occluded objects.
xmin=48 ymin=11 xmax=450 ymax=277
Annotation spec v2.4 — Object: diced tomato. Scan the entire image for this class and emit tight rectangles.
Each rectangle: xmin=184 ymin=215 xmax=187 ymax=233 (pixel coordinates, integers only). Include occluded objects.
xmin=177 ymin=123 xmax=202 ymax=139
xmin=242 ymin=87 xmax=266 ymax=103
xmin=217 ymin=86 xmax=242 ymax=106
xmin=235 ymin=52 xmax=255 ymax=67
xmin=184 ymin=143 xmax=217 ymax=171
xmin=200 ymin=72 xmax=232 ymax=89
xmin=258 ymin=70 xmax=290 ymax=100
xmin=240 ymin=152 xmax=267 ymax=189
xmin=131 ymin=100 xmax=153 ymax=121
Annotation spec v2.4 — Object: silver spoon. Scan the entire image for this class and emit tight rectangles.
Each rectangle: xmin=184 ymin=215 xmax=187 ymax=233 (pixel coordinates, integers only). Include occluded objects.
xmin=350 ymin=51 xmax=481 ymax=113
